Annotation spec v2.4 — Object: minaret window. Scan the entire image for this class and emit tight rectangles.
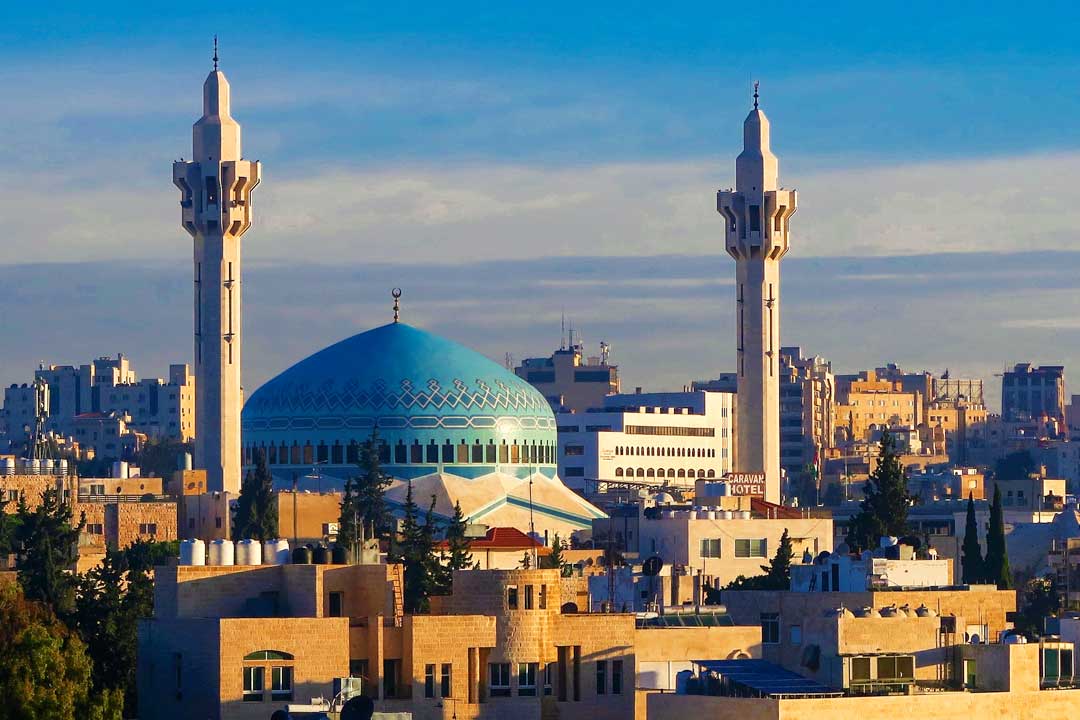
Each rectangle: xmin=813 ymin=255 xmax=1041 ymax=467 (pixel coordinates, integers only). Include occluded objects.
xmin=205 ymin=177 xmax=219 ymax=207
xmin=749 ymin=206 xmax=761 ymax=232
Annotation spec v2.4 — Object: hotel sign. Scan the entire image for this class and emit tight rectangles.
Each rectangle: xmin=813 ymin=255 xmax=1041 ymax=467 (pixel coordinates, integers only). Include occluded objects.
xmin=724 ymin=473 xmax=766 ymax=497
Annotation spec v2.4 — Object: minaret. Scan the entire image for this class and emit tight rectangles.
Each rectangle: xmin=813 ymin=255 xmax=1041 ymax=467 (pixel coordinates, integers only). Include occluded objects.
xmin=717 ymin=84 xmax=797 ymax=504
xmin=173 ymin=41 xmax=261 ymax=493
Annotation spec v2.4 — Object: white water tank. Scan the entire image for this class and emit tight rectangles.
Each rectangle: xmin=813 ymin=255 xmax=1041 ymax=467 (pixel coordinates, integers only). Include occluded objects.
xmin=208 ymin=539 xmax=235 ymax=566
xmin=262 ymin=539 xmax=290 ymax=565
xmin=738 ymin=510 xmax=751 ymax=520
xmin=112 ymin=461 xmax=129 ymax=479
xmin=57 ymin=458 xmax=68 ymax=475
xmin=706 ymin=511 xmax=717 ymax=520
xmin=1 ymin=457 xmax=14 ymax=475
xmin=663 ymin=510 xmax=677 ymax=519
xmin=28 ymin=459 xmax=40 ymax=475
xmin=180 ymin=539 xmax=206 ymax=566
xmin=42 ymin=459 xmax=53 ymax=474
xmin=719 ymin=510 xmax=733 ymax=520
xmin=236 ymin=539 xmax=263 ymax=566
xmin=697 ymin=510 xmax=711 ymax=520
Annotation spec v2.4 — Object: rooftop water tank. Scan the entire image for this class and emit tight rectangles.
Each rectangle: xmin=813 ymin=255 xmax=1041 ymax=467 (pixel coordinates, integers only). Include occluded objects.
xmin=179 ymin=539 xmax=206 ymax=566
xmin=112 ymin=461 xmax=129 ymax=479
xmin=313 ymin=545 xmax=332 ymax=565
xmin=738 ymin=510 xmax=751 ymax=520
xmin=262 ymin=539 xmax=290 ymax=565
xmin=292 ymin=546 xmax=313 ymax=564
xmin=208 ymin=539 xmax=235 ymax=566
xmin=1 ymin=457 xmax=15 ymax=475
xmin=331 ymin=545 xmax=348 ymax=565
xmin=236 ymin=539 xmax=263 ymax=566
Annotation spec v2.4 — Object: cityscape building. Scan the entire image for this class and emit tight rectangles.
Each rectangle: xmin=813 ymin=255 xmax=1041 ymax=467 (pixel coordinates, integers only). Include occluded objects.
xmin=514 ymin=339 xmax=619 ymax=414
xmin=555 ymin=390 xmax=734 ymax=494
xmin=717 ymin=86 xmax=797 ymax=504
xmin=1001 ymin=363 xmax=1066 ymax=422
xmin=2 ymin=355 xmax=194 ymax=457
xmin=778 ymin=347 xmax=835 ymax=501
xmin=173 ymin=48 xmax=261 ymax=494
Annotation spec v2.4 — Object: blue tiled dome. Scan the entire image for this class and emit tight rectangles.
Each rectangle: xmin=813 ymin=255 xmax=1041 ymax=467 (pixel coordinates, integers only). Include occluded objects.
xmin=242 ymin=322 xmax=557 ymax=482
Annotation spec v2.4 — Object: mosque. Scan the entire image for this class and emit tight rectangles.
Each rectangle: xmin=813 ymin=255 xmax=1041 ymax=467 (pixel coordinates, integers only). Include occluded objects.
xmin=240 ymin=294 xmax=606 ymax=539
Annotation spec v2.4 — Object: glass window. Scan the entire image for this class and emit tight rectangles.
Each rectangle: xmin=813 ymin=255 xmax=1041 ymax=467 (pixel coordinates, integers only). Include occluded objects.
xmin=761 ymin=613 xmax=780 ymax=644
xmin=596 ymin=661 xmax=607 ymax=695
xmin=544 ymin=662 xmax=553 ymax=696
xmin=735 ymin=539 xmax=767 ymax=558
xmin=700 ymin=538 xmax=721 ymax=558
xmin=507 ymin=585 xmax=519 ymax=610
xmin=518 ymin=662 xmax=537 ymax=696
xmin=427 ymin=442 xmax=439 ymax=463
xmin=612 ymin=660 xmax=623 ymax=695
xmin=851 ymin=657 xmax=871 ymax=683
xmin=425 ymin=664 xmax=436 ymax=698
xmin=489 ymin=663 xmax=511 ymax=697
xmin=243 ymin=666 xmax=264 ymax=701
xmin=441 ymin=663 xmax=452 ymax=697
xmin=271 ymin=666 xmax=293 ymax=701
xmin=525 ymin=585 xmax=534 ymax=610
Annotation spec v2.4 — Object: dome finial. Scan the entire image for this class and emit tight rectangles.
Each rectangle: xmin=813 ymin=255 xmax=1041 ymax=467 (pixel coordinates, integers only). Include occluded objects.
xmin=213 ymin=35 xmax=219 ymax=71
xmin=753 ymin=80 xmax=759 ymax=110
xmin=392 ymin=288 xmax=402 ymax=323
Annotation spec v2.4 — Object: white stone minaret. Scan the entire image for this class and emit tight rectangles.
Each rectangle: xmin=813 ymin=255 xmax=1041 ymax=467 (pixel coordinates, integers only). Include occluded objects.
xmin=173 ymin=42 xmax=261 ymax=493
xmin=717 ymin=84 xmax=796 ymax=504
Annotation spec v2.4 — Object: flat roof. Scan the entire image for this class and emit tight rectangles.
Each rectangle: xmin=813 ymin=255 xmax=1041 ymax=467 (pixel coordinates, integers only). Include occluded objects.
xmin=693 ymin=659 xmax=843 ymax=698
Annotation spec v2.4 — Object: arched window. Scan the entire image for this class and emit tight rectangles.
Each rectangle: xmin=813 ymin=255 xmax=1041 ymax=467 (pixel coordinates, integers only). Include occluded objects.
xmin=707 ymin=469 xmax=716 ymax=478
xmin=395 ymin=440 xmax=407 ymax=464
xmin=677 ymin=469 xmax=685 ymax=478
xmin=615 ymin=467 xmax=624 ymax=477
xmin=486 ymin=440 xmax=497 ymax=464
xmin=636 ymin=468 xmax=645 ymax=478
xmin=667 ymin=468 xmax=676 ymax=478
xmin=697 ymin=469 xmax=706 ymax=478
xmin=646 ymin=468 xmax=655 ymax=477
xmin=427 ymin=440 xmax=439 ymax=463
xmin=410 ymin=440 xmax=423 ymax=464
xmin=244 ymin=650 xmax=294 ymax=661
xmin=443 ymin=440 xmax=455 ymax=463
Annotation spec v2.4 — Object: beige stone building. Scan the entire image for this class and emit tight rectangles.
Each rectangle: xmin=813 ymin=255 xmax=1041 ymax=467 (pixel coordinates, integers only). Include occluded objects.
xmin=515 ymin=341 xmax=620 ymax=414
xmin=138 ymin=563 xmax=760 ymax=720
xmin=835 ymin=371 xmax=922 ymax=445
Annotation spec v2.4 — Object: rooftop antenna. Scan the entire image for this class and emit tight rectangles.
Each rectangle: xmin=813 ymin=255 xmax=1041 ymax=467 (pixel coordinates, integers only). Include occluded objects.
xmin=753 ymin=80 xmax=759 ymax=109
xmin=568 ymin=320 xmax=574 ymax=351
xmin=392 ymin=288 xmax=402 ymax=323
xmin=213 ymin=35 xmax=219 ymax=71
xmin=561 ymin=312 xmax=566 ymax=350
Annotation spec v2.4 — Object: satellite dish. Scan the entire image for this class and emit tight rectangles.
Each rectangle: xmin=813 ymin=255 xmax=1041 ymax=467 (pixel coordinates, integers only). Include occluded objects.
xmin=642 ymin=555 xmax=664 ymax=576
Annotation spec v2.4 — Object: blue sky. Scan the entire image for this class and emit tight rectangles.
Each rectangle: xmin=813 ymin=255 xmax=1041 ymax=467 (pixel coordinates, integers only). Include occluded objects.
xmin=2 ymin=2 xmax=1080 ymax=408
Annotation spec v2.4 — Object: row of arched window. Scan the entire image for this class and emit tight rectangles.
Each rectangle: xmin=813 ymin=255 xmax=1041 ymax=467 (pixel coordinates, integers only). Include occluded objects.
xmin=244 ymin=438 xmax=555 ymax=467
xmin=615 ymin=446 xmax=718 ymax=458
xmin=615 ymin=467 xmax=716 ymax=479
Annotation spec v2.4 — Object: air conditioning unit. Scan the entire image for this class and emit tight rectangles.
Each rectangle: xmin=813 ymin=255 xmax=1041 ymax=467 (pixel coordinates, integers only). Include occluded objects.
xmin=333 ymin=676 xmax=364 ymax=702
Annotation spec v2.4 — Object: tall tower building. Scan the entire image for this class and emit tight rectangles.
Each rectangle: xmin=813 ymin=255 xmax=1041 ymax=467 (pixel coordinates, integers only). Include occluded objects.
xmin=717 ymin=86 xmax=797 ymax=504
xmin=172 ymin=45 xmax=261 ymax=493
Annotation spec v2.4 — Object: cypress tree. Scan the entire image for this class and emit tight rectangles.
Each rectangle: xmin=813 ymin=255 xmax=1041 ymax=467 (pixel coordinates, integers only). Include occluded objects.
xmin=961 ymin=493 xmax=984 ymax=585
xmin=985 ymin=484 xmax=1013 ymax=589
xmin=393 ymin=482 xmax=439 ymax=613
xmin=762 ymin=529 xmax=794 ymax=589
xmin=443 ymin=501 xmax=474 ymax=574
xmin=233 ymin=449 xmax=277 ymax=541
xmin=845 ymin=430 xmax=913 ymax=553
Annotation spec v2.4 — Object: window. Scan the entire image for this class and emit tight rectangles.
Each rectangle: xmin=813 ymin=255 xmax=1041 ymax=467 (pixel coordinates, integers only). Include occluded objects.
xmin=243 ymin=666 xmax=264 ymax=701
xmin=851 ymin=656 xmax=871 ymax=683
xmin=565 ymin=467 xmax=585 ymax=477
xmin=139 ymin=522 xmax=157 ymax=535
xmin=383 ymin=659 xmax=401 ymax=699
xmin=611 ymin=660 xmax=623 ymax=695
xmin=271 ymin=666 xmax=293 ymax=701
xmin=87 ymin=523 xmax=104 ymax=535
xmin=735 ymin=538 xmax=767 ymax=558
xmin=790 ymin=625 xmax=802 ymax=645
xmin=441 ymin=663 xmax=451 ymax=697
xmin=518 ymin=662 xmax=538 ymax=696
xmin=489 ymin=663 xmax=511 ymax=697
xmin=425 ymin=664 xmax=436 ymax=698
xmin=544 ymin=663 xmax=553 ymax=696
xmin=507 ymin=585 xmax=519 ymax=610
xmin=761 ymin=613 xmax=780 ymax=644
xmin=539 ymin=585 xmax=548 ymax=610
xmin=565 ymin=445 xmax=585 ymax=456
xmin=525 ymin=585 xmax=534 ymax=610
xmin=329 ymin=591 xmax=343 ymax=617
xmin=700 ymin=538 xmax=722 ymax=558
xmin=596 ymin=660 xmax=607 ymax=694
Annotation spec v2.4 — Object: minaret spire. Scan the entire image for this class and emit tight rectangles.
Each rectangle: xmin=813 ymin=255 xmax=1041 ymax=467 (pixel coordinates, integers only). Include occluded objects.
xmin=173 ymin=54 xmax=262 ymax=495
xmin=392 ymin=288 xmax=402 ymax=323
xmin=753 ymin=80 xmax=759 ymax=109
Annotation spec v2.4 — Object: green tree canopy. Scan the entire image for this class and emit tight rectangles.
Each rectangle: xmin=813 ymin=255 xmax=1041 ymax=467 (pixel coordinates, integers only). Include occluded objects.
xmin=985 ymin=484 xmax=1013 ymax=590
xmin=132 ymin=437 xmax=193 ymax=483
xmin=14 ymin=487 xmax=83 ymax=618
xmin=392 ymin=482 xmax=442 ymax=613
xmin=961 ymin=493 xmax=985 ymax=585
xmin=723 ymin=530 xmax=795 ymax=591
xmin=340 ymin=430 xmax=393 ymax=554
xmin=994 ymin=450 xmax=1037 ymax=483
xmin=233 ymin=449 xmax=278 ymax=541
xmin=845 ymin=431 xmax=913 ymax=553
xmin=0 ymin=583 xmax=121 ymax=720
xmin=435 ymin=501 xmax=474 ymax=594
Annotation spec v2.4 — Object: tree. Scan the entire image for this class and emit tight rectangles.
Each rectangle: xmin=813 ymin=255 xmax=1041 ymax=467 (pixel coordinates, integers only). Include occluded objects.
xmin=544 ymin=533 xmax=568 ymax=575
xmin=233 ymin=449 xmax=278 ymax=541
xmin=1015 ymin=575 xmax=1060 ymax=639
xmin=985 ymin=484 xmax=1013 ymax=590
xmin=723 ymin=531 xmax=795 ymax=591
xmin=0 ymin=583 xmax=121 ymax=719
xmin=132 ymin=437 xmax=193 ymax=482
xmin=0 ymin=492 xmax=22 ymax=557
xmin=961 ymin=493 xmax=985 ymax=585
xmin=340 ymin=430 xmax=393 ymax=554
xmin=73 ymin=539 xmax=174 ymax=718
xmin=393 ymin=482 xmax=440 ymax=613
xmin=436 ymin=501 xmax=474 ymax=593
xmin=994 ymin=450 xmax=1036 ymax=483
xmin=845 ymin=431 xmax=913 ymax=553
xmin=14 ymin=487 xmax=83 ymax=618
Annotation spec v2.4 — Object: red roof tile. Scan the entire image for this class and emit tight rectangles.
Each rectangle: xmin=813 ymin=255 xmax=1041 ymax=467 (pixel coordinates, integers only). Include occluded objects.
xmin=436 ymin=526 xmax=542 ymax=550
